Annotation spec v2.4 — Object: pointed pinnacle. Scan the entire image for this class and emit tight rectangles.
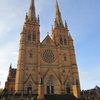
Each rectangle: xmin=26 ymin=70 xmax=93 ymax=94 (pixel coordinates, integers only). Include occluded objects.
xmin=38 ymin=15 xmax=40 ymax=22
xmin=54 ymin=0 xmax=64 ymax=28
xmin=28 ymin=0 xmax=36 ymax=22
xmin=30 ymin=0 xmax=34 ymax=7
xmin=56 ymin=0 xmax=59 ymax=11
xmin=9 ymin=63 xmax=12 ymax=69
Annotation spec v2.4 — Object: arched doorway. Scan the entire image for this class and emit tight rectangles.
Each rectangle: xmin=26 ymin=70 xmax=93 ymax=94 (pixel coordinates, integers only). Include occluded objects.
xmin=66 ymin=83 xmax=70 ymax=94
xmin=66 ymin=87 xmax=70 ymax=94
xmin=27 ymin=84 xmax=32 ymax=94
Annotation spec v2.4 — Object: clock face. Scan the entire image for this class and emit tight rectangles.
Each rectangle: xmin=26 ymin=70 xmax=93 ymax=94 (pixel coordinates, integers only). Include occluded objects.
xmin=42 ymin=49 xmax=55 ymax=63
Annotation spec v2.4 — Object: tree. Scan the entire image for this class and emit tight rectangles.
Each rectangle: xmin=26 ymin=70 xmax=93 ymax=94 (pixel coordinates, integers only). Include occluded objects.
xmin=0 ymin=88 xmax=3 ymax=95
xmin=0 ymin=88 xmax=3 ymax=99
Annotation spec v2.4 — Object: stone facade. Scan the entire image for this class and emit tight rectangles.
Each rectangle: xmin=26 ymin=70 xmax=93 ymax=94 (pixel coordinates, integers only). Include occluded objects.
xmin=5 ymin=0 xmax=81 ymax=99
xmin=81 ymin=86 xmax=100 ymax=100
xmin=5 ymin=65 xmax=16 ymax=94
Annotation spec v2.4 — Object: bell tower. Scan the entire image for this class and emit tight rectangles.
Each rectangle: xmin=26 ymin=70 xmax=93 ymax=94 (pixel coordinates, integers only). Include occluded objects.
xmin=15 ymin=0 xmax=40 ymax=93
xmin=52 ymin=0 xmax=81 ymax=98
xmin=25 ymin=0 xmax=40 ymax=43
xmin=52 ymin=0 xmax=69 ymax=46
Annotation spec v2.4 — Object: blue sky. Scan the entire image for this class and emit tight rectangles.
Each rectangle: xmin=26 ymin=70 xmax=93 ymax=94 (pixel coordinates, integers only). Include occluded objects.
xmin=0 ymin=0 xmax=100 ymax=90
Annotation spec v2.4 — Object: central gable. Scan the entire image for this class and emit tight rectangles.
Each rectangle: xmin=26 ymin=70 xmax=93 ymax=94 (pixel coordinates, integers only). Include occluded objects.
xmin=41 ymin=35 xmax=55 ymax=46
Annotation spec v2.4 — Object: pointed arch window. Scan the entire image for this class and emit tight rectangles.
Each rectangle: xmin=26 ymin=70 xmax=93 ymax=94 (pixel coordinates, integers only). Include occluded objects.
xmin=29 ymin=50 xmax=33 ymax=58
xmin=60 ymin=35 xmax=63 ymax=45
xmin=28 ymin=31 xmax=31 ymax=41
xmin=66 ymin=83 xmax=70 ymax=94
xmin=64 ymin=38 xmax=67 ymax=45
xmin=66 ymin=87 xmax=70 ymax=94
xmin=63 ymin=54 xmax=67 ymax=61
xmin=64 ymin=55 xmax=67 ymax=61
xmin=47 ymin=86 xmax=54 ymax=94
xmin=76 ymin=79 xmax=79 ymax=85
xmin=51 ymin=86 xmax=54 ymax=93
xmin=47 ymin=86 xmax=50 ymax=94
xmin=32 ymin=33 xmax=36 ymax=41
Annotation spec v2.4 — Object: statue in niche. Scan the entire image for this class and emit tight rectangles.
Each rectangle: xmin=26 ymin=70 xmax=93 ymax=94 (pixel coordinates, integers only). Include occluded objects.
xmin=40 ymin=76 xmax=44 ymax=85
xmin=76 ymin=79 xmax=78 ymax=85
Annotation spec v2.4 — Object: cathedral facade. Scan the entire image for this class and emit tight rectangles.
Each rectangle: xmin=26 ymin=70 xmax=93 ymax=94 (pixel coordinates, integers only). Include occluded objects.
xmin=5 ymin=0 xmax=81 ymax=99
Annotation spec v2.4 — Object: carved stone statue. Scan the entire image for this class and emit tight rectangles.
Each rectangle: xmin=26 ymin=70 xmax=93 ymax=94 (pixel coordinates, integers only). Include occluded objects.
xmin=40 ymin=76 xmax=44 ymax=85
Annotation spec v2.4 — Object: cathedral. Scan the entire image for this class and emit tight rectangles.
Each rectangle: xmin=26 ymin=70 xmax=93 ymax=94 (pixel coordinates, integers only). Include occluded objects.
xmin=5 ymin=0 xmax=81 ymax=100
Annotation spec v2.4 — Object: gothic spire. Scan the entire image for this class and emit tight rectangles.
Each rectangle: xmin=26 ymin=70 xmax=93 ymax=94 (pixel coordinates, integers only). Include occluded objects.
xmin=27 ymin=0 xmax=36 ymax=22
xmin=54 ymin=0 xmax=64 ymax=28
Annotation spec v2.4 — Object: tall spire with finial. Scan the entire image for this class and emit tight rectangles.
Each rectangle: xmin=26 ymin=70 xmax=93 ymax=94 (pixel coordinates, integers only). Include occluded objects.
xmin=54 ymin=0 xmax=64 ymax=28
xmin=27 ymin=0 xmax=36 ymax=22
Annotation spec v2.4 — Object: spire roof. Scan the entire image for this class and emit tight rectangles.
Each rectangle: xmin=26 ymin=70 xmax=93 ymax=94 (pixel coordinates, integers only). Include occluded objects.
xmin=54 ymin=0 xmax=64 ymax=28
xmin=27 ymin=0 xmax=36 ymax=22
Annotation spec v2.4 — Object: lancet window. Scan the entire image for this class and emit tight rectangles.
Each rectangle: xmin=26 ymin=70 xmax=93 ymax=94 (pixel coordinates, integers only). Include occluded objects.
xmin=29 ymin=50 xmax=33 ymax=58
xmin=63 ymin=54 xmax=67 ymax=61
xmin=32 ymin=33 xmax=36 ymax=41
xmin=60 ymin=35 xmax=63 ymax=45
xmin=28 ymin=31 xmax=31 ymax=41
xmin=66 ymin=83 xmax=70 ymax=94
xmin=64 ymin=38 xmax=67 ymax=45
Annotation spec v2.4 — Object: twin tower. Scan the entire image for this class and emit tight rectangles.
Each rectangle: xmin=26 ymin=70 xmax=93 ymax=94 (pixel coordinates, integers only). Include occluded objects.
xmin=14 ymin=0 xmax=81 ymax=99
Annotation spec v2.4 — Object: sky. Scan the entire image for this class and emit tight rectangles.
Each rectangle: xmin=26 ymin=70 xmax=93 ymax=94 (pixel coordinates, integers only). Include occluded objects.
xmin=0 ymin=0 xmax=100 ymax=90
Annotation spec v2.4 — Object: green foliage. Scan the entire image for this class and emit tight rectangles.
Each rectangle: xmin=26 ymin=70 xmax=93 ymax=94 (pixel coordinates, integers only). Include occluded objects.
xmin=0 ymin=88 xmax=3 ymax=95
